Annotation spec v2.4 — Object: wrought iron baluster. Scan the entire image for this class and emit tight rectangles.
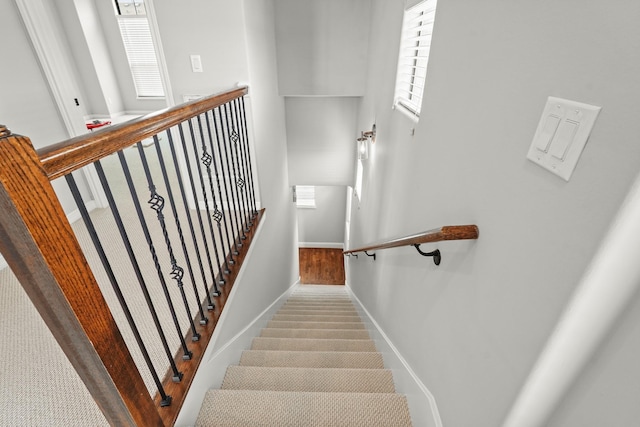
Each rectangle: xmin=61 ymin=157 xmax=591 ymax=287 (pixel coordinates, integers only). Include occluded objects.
xmin=118 ymin=149 xmax=192 ymax=361
xmin=231 ymin=98 xmax=251 ymax=231
xmin=213 ymin=106 xmax=241 ymax=256
xmin=239 ymin=96 xmax=258 ymax=216
xmin=186 ymin=118 xmax=229 ymax=281
xmin=136 ymin=141 xmax=200 ymax=343
xmin=153 ymin=132 xmax=208 ymax=327
xmin=222 ymin=103 xmax=246 ymax=242
xmin=203 ymin=111 xmax=235 ymax=265
xmin=198 ymin=113 xmax=233 ymax=273
xmin=66 ymin=172 xmax=174 ymax=406
xmin=166 ymin=127 xmax=216 ymax=312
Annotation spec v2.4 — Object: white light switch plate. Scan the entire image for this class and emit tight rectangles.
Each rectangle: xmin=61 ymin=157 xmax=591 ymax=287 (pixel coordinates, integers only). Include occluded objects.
xmin=190 ymin=54 xmax=203 ymax=72
xmin=527 ymin=96 xmax=601 ymax=181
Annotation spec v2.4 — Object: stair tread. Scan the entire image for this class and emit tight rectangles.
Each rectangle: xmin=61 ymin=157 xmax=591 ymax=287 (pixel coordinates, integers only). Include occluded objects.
xmin=260 ymin=328 xmax=370 ymax=339
xmin=222 ymin=366 xmax=395 ymax=393
xmin=239 ymin=350 xmax=385 ymax=368
xmin=267 ymin=320 xmax=366 ymax=329
xmin=196 ymin=390 xmax=412 ymax=427
xmin=277 ymin=308 xmax=359 ymax=315
xmin=251 ymin=337 xmax=377 ymax=352
xmin=272 ymin=314 xmax=362 ymax=322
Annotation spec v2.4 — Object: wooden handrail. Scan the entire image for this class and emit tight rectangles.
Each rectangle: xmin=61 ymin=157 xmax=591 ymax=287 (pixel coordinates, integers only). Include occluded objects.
xmin=0 ymin=126 xmax=162 ymax=426
xmin=344 ymin=225 xmax=479 ymax=262
xmin=0 ymin=85 xmax=255 ymax=426
xmin=38 ymin=86 xmax=248 ymax=180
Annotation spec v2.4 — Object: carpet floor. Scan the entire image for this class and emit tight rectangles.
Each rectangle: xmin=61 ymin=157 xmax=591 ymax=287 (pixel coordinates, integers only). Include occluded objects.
xmin=195 ymin=285 xmax=413 ymax=426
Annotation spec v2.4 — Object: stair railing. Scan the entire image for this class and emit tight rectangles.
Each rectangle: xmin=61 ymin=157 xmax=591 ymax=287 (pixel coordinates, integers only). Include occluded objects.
xmin=344 ymin=225 xmax=479 ymax=265
xmin=0 ymin=86 xmax=261 ymax=426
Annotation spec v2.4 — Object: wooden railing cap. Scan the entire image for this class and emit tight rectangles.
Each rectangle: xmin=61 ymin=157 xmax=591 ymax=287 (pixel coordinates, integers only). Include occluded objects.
xmin=0 ymin=124 xmax=11 ymax=138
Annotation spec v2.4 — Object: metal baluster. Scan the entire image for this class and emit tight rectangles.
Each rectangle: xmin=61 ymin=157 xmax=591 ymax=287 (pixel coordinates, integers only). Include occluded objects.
xmin=186 ymin=118 xmax=229 ymax=282
xmin=239 ymin=96 xmax=258 ymax=217
xmin=65 ymin=172 xmax=174 ymax=406
xmin=165 ymin=128 xmax=216 ymax=311
xmin=178 ymin=122 xmax=224 ymax=294
xmin=153 ymin=132 xmax=207 ymax=327
xmin=198 ymin=113 xmax=232 ymax=273
xmin=231 ymin=98 xmax=251 ymax=230
xmin=222 ymin=103 xmax=246 ymax=242
xmin=93 ymin=158 xmax=184 ymax=383
xmin=136 ymin=141 xmax=200 ymax=342
xmin=203 ymin=111 xmax=235 ymax=266
xmin=211 ymin=108 xmax=240 ymax=259
xmin=118 ymin=149 xmax=192 ymax=361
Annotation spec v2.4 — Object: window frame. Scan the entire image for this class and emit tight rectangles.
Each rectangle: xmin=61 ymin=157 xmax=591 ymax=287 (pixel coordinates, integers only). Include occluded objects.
xmin=393 ymin=0 xmax=438 ymax=121
xmin=114 ymin=1 xmax=165 ymax=99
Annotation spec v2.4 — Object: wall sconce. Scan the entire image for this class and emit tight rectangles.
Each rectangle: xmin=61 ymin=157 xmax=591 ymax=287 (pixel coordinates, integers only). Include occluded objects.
xmin=357 ymin=124 xmax=376 ymax=160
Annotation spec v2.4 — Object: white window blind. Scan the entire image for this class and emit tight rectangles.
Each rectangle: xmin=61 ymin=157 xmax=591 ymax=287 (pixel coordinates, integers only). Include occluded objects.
xmin=393 ymin=0 xmax=438 ymax=119
xmin=117 ymin=17 xmax=165 ymax=98
xmin=295 ymin=185 xmax=316 ymax=208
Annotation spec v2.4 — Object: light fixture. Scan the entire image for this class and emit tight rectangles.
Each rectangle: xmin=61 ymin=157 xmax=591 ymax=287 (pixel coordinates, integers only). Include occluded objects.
xmin=356 ymin=124 xmax=376 ymax=160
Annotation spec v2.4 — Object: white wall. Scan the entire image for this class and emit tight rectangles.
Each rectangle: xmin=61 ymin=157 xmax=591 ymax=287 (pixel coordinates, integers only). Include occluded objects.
xmin=152 ymin=0 xmax=250 ymax=103
xmin=297 ymin=185 xmax=347 ymax=245
xmin=347 ymin=0 xmax=640 ymax=426
xmin=286 ymin=97 xmax=359 ymax=186
xmin=177 ymin=0 xmax=298 ymax=421
xmin=66 ymin=0 xmax=124 ymax=117
xmin=274 ymin=0 xmax=371 ymax=96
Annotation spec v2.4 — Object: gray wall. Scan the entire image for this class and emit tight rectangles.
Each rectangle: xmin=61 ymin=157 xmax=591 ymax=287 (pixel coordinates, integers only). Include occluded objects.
xmin=297 ymin=186 xmax=347 ymax=245
xmin=153 ymin=0 xmax=250 ymax=103
xmin=347 ymin=0 xmax=640 ymax=426
xmin=274 ymin=0 xmax=371 ymax=96
xmin=286 ymin=97 xmax=358 ymax=186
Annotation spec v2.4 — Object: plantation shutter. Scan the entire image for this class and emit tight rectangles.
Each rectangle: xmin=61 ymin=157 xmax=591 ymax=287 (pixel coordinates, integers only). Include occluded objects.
xmin=117 ymin=17 xmax=165 ymax=98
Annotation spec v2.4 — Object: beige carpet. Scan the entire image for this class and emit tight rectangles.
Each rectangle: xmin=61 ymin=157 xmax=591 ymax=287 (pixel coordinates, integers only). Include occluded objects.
xmin=195 ymin=285 xmax=413 ymax=426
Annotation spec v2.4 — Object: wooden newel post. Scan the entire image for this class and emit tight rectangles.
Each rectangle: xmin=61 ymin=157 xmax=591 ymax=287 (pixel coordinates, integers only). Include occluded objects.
xmin=0 ymin=125 xmax=163 ymax=426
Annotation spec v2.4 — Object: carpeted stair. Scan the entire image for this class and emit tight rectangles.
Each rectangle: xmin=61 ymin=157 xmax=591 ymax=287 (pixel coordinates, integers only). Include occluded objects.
xmin=195 ymin=286 xmax=413 ymax=426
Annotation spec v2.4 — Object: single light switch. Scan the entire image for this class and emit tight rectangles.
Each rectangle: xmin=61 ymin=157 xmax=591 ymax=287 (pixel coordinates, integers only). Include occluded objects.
xmin=190 ymin=55 xmax=203 ymax=73
xmin=550 ymin=119 xmax=578 ymax=160
xmin=527 ymin=97 xmax=601 ymax=181
xmin=535 ymin=114 xmax=561 ymax=152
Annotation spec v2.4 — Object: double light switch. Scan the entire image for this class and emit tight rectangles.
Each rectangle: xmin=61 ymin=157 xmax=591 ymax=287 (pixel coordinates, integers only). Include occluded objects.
xmin=527 ymin=96 xmax=601 ymax=181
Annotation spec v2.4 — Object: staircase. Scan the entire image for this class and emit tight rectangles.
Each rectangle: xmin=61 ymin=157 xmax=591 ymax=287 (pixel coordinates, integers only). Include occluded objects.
xmin=195 ymin=285 xmax=413 ymax=426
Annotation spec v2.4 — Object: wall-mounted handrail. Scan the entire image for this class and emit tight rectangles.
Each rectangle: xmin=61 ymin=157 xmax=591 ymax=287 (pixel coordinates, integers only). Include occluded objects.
xmin=343 ymin=225 xmax=479 ymax=265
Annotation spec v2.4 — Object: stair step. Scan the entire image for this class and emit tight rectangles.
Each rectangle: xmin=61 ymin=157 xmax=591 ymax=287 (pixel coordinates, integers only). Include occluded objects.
xmin=260 ymin=328 xmax=370 ymax=340
xmin=196 ymin=390 xmax=412 ymax=427
xmin=267 ymin=320 xmax=366 ymax=330
xmin=251 ymin=337 xmax=377 ymax=352
xmin=272 ymin=314 xmax=362 ymax=322
xmin=286 ymin=298 xmax=353 ymax=304
xmin=239 ymin=350 xmax=385 ymax=369
xmin=281 ymin=304 xmax=358 ymax=311
xmin=277 ymin=309 xmax=358 ymax=316
xmin=222 ymin=366 xmax=395 ymax=393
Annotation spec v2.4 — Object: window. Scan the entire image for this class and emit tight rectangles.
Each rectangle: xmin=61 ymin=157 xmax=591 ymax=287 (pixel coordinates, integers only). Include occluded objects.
xmin=393 ymin=0 xmax=438 ymax=120
xmin=354 ymin=159 xmax=363 ymax=201
xmin=295 ymin=185 xmax=316 ymax=208
xmin=114 ymin=1 xmax=165 ymax=98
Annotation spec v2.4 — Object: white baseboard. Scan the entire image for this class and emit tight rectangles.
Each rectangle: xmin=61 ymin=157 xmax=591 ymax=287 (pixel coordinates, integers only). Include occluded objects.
xmin=0 ymin=201 xmax=98 ymax=272
xmin=347 ymin=286 xmax=443 ymax=427
xmin=298 ymin=242 xmax=344 ymax=249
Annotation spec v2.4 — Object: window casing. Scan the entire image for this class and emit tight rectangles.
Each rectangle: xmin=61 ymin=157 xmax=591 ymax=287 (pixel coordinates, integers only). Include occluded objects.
xmin=393 ymin=0 xmax=438 ymax=120
xmin=114 ymin=1 xmax=165 ymax=98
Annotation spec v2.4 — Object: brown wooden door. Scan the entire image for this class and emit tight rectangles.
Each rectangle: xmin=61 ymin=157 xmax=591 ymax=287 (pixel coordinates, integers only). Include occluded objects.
xmin=298 ymin=248 xmax=345 ymax=285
